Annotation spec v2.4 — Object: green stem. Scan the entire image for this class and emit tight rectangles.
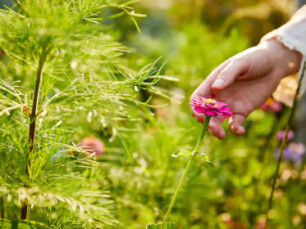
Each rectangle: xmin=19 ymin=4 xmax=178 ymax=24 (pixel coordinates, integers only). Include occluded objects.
xmin=254 ymin=116 xmax=280 ymax=196
xmin=161 ymin=116 xmax=211 ymax=229
xmin=266 ymin=61 xmax=306 ymax=226
xmin=194 ymin=117 xmax=210 ymax=153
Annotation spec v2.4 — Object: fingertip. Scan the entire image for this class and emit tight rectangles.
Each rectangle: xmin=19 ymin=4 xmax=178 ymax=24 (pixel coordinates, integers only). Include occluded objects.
xmin=218 ymin=129 xmax=226 ymax=140
xmin=208 ymin=121 xmax=217 ymax=131
xmin=229 ymin=114 xmax=246 ymax=136
xmin=208 ymin=124 xmax=217 ymax=135
xmin=229 ymin=123 xmax=245 ymax=136
xmin=211 ymin=79 xmax=225 ymax=90
xmin=209 ymin=124 xmax=226 ymax=140
xmin=233 ymin=126 xmax=246 ymax=136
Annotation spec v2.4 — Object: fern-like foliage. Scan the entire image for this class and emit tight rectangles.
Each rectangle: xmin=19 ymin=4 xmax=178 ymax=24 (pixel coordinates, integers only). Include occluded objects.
xmin=0 ymin=0 xmax=176 ymax=227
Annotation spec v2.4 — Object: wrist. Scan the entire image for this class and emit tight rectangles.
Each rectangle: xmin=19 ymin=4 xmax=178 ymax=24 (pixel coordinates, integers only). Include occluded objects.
xmin=264 ymin=39 xmax=302 ymax=77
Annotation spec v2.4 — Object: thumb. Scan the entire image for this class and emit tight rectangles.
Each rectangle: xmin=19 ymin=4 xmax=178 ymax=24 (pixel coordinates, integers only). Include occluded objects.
xmin=211 ymin=58 xmax=250 ymax=90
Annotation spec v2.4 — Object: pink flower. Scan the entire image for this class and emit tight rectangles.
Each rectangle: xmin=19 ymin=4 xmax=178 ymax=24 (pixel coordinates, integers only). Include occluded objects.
xmin=79 ymin=137 xmax=105 ymax=158
xmin=256 ymin=217 xmax=267 ymax=229
xmin=260 ymin=98 xmax=282 ymax=112
xmin=190 ymin=97 xmax=232 ymax=118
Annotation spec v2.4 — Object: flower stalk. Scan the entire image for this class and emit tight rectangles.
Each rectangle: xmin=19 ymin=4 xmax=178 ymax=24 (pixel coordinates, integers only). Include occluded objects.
xmin=266 ymin=60 xmax=306 ymax=224
xmin=0 ymin=197 xmax=4 ymax=218
xmin=21 ymin=48 xmax=48 ymax=220
xmin=161 ymin=116 xmax=211 ymax=229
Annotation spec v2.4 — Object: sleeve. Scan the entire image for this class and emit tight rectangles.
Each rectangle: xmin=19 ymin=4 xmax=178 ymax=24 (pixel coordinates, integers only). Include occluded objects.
xmin=261 ymin=5 xmax=306 ymax=57
xmin=261 ymin=5 xmax=306 ymax=105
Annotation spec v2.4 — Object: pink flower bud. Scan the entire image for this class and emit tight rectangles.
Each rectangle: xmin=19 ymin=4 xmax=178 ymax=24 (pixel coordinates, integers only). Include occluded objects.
xmin=79 ymin=137 xmax=105 ymax=158
xmin=261 ymin=98 xmax=282 ymax=112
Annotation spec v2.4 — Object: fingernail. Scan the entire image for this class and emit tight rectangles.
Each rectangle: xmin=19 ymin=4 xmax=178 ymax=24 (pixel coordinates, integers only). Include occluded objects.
xmin=236 ymin=127 xmax=245 ymax=135
xmin=212 ymin=79 xmax=224 ymax=89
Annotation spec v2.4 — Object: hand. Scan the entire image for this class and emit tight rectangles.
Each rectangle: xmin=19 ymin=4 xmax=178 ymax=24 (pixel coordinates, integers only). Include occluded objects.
xmin=191 ymin=39 xmax=302 ymax=139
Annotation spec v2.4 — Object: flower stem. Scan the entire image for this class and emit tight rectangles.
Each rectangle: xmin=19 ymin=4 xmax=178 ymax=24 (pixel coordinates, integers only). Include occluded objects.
xmin=161 ymin=116 xmax=211 ymax=228
xmin=0 ymin=197 xmax=4 ymax=218
xmin=266 ymin=60 xmax=306 ymax=226
xmin=194 ymin=117 xmax=210 ymax=153
xmin=21 ymin=49 xmax=48 ymax=220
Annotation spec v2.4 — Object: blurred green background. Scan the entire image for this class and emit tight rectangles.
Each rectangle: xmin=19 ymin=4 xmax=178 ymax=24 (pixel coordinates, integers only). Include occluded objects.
xmin=102 ymin=0 xmax=306 ymax=228
xmin=0 ymin=0 xmax=305 ymax=228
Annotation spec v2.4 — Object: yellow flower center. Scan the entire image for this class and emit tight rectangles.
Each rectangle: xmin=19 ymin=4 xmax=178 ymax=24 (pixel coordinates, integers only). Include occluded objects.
xmin=205 ymin=98 xmax=218 ymax=104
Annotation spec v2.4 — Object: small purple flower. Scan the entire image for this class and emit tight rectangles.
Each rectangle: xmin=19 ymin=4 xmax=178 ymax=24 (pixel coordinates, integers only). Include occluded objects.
xmin=276 ymin=130 xmax=294 ymax=142
xmin=275 ymin=142 xmax=305 ymax=163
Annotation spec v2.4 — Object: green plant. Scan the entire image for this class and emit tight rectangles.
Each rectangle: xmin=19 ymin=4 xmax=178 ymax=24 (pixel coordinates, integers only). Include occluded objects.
xmin=0 ymin=0 xmax=175 ymax=227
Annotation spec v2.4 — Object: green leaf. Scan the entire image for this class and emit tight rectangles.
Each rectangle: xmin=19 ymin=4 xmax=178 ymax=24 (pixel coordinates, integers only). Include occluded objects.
xmin=197 ymin=153 xmax=215 ymax=168
xmin=172 ymin=149 xmax=192 ymax=158
xmin=197 ymin=152 xmax=208 ymax=159
xmin=146 ymin=222 xmax=176 ymax=229
xmin=130 ymin=16 xmax=141 ymax=33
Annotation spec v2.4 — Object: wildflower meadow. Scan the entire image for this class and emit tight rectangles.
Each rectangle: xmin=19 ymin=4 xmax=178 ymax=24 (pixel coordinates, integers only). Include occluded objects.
xmin=0 ymin=0 xmax=305 ymax=228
